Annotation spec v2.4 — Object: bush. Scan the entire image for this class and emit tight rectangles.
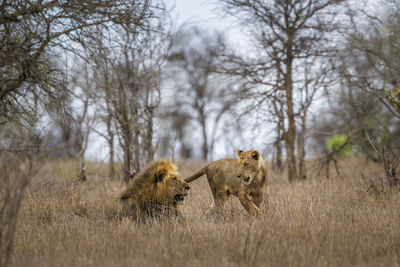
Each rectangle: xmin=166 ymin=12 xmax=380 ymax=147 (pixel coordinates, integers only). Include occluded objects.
xmin=386 ymin=84 xmax=400 ymax=112
xmin=326 ymin=134 xmax=352 ymax=158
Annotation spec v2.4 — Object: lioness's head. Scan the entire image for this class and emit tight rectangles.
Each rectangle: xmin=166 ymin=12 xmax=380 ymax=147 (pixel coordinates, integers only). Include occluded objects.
xmin=236 ymin=149 xmax=262 ymax=185
xmin=154 ymin=164 xmax=190 ymax=205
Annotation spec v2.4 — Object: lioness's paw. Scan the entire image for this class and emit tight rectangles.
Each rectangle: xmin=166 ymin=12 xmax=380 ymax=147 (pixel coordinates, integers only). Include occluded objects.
xmin=250 ymin=206 xmax=261 ymax=216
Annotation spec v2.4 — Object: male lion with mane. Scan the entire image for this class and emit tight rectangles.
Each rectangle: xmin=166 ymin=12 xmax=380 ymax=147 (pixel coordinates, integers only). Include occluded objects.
xmin=185 ymin=149 xmax=268 ymax=215
xmin=120 ymin=160 xmax=190 ymax=218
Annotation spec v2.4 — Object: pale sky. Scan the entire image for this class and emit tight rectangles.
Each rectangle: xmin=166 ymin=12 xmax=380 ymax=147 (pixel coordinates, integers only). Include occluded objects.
xmin=164 ymin=0 xmax=248 ymax=49
xmin=165 ymin=0 xmax=226 ymax=29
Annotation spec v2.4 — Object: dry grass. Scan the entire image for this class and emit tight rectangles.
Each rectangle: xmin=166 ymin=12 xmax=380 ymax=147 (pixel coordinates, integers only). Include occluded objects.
xmin=6 ymin=158 xmax=400 ymax=266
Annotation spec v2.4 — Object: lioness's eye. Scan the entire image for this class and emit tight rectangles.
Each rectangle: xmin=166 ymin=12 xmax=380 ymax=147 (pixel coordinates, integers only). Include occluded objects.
xmin=243 ymin=163 xmax=248 ymax=168
xmin=172 ymin=177 xmax=177 ymax=181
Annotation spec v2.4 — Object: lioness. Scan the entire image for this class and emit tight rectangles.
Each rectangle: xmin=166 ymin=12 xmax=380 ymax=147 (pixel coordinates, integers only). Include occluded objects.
xmin=185 ymin=149 xmax=268 ymax=215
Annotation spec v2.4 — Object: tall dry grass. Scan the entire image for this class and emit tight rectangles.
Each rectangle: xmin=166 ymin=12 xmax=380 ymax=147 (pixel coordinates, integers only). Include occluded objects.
xmin=4 ymin=158 xmax=400 ymax=266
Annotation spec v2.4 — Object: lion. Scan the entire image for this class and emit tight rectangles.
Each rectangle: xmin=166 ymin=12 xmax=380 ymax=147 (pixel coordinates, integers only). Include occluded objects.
xmin=120 ymin=160 xmax=190 ymax=218
xmin=185 ymin=149 xmax=268 ymax=215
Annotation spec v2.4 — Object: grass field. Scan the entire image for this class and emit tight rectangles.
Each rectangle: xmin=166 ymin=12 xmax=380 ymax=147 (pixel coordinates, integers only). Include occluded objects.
xmin=5 ymin=158 xmax=400 ymax=266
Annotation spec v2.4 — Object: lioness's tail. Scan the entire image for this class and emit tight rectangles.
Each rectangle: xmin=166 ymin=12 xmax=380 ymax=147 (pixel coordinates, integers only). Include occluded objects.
xmin=185 ymin=165 xmax=209 ymax=183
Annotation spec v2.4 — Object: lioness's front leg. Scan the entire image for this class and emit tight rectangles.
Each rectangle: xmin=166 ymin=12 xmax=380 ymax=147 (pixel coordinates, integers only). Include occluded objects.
xmin=238 ymin=192 xmax=261 ymax=215
xmin=252 ymin=192 xmax=263 ymax=208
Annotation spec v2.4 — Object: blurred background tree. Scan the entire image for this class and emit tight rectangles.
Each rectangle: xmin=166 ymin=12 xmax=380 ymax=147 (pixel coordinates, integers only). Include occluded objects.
xmin=0 ymin=0 xmax=399 ymax=180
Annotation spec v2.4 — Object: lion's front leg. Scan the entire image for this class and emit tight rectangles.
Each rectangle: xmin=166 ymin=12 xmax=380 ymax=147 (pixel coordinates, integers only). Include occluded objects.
xmin=172 ymin=207 xmax=181 ymax=217
xmin=238 ymin=192 xmax=261 ymax=215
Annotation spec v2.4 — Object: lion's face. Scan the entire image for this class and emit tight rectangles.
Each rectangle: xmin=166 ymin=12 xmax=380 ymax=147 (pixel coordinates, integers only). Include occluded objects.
xmin=236 ymin=149 xmax=261 ymax=185
xmin=156 ymin=171 xmax=190 ymax=205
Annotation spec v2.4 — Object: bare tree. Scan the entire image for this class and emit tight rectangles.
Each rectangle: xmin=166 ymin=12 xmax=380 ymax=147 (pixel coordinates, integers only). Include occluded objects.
xmin=271 ymin=97 xmax=285 ymax=172
xmin=69 ymin=64 xmax=98 ymax=181
xmin=0 ymin=154 xmax=31 ymax=267
xmin=0 ymin=0 xmax=153 ymax=125
xmin=94 ymin=72 xmax=117 ymax=178
xmin=87 ymin=10 xmax=171 ymax=182
xmin=337 ymin=0 xmax=400 ymax=118
xmin=167 ymin=27 xmax=237 ymax=160
xmin=296 ymin=59 xmax=333 ymax=179
xmin=0 ymin=0 xmax=158 ymax=181
xmin=310 ymin=0 xmax=400 ymax=160
xmin=0 ymin=129 xmax=43 ymax=267
xmin=218 ymin=0 xmax=345 ymax=181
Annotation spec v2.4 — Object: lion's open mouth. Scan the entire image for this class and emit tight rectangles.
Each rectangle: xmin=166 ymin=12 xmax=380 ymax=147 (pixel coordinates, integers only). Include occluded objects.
xmin=174 ymin=194 xmax=185 ymax=202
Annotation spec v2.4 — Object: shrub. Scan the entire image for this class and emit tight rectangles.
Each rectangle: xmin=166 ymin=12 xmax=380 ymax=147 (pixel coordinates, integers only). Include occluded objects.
xmin=326 ymin=134 xmax=352 ymax=158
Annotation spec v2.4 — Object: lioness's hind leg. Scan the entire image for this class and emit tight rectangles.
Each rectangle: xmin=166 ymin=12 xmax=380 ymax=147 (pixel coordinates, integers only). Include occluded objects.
xmin=205 ymin=189 xmax=230 ymax=215
xmin=215 ymin=188 xmax=231 ymax=207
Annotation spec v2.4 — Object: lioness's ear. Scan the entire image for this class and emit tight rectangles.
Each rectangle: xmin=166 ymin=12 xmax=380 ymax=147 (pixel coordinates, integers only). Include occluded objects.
xmin=236 ymin=149 xmax=244 ymax=158
xmin=251 ymin=150 xmax=260 ymax=160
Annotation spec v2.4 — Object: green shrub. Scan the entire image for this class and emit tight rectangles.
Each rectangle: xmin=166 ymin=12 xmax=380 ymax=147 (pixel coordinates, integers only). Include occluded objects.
xmin=326 ymin=135 xmax=352 ymax=158
xmin=386 ymin=84 xmax=400 ymax=112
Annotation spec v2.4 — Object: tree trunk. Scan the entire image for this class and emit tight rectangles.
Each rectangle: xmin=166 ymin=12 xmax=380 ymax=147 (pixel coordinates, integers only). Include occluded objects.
xmin=121 ymin=119 xmax=132 ymax=183
xmin=275 ymin=117 xmax=284 ymax=172
xmin=77 ymin=131 xmax=87 ymax=181
xmin=297 ymin=113 xmax=307 ymax=179
xmin=275 ymin=139 xmax=283 ymax=172
xmin=134 ymin=126 xmax=141 ymax=172
xmin=325 ymin=160 xmax=330 ymax=179
xmin=122 ymin=142 xmax=132 ymax=183
xmin=106 ymin=114 xmax=115 ymax=179
xmin=145 ymin=107 xmax=154 ymax=162
xmin=130 ymin=105 xmax=140 ymax=174
xmin=78 ymin=151 xmax=87 ymax=181
xmin=284 ymin=34 xmax=298 ymax=182
xmin=108 ymin=133 xmax=115 ymax=179
xmin=199 ymin=114 xmax=208 ymax=161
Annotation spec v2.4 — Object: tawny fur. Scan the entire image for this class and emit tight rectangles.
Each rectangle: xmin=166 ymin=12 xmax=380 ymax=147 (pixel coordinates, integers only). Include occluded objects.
xmin=120 ymin=160 xmax=190 ymax=218
xmin=185 ymin=149 xmax=268 ymax=215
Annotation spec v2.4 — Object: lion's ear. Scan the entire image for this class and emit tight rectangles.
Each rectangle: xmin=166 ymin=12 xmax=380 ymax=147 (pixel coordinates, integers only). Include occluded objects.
xmin=251 ymin=150 xmax=260 ymax=160
xmin=236 ymin=149 xmax=244 ymax=158
xmin=155 ymin=168 xmax=168 ymax=183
